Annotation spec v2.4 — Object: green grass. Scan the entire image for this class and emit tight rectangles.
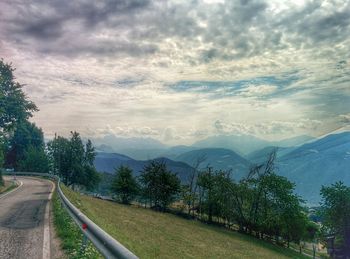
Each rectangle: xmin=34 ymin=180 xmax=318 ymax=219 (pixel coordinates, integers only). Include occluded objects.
xmin=52 ymin=188 xmax=102 ymax=259
xmin=0 ymin=180 xmax=18 ymax=195
xmin=61 ymin=184 xmax=310 ymax=259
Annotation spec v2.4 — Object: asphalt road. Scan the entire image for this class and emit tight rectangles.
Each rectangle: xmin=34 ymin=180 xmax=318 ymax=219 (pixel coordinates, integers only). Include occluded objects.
xmin=0 ymin=177 xmax=53 ymax=259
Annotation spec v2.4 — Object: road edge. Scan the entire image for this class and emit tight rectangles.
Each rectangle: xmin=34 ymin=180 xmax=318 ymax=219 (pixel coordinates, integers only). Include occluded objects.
xmin=0 ymin=179 xmax=23 ymax=199
xmin=42 ymin=180 xmax=55 ymax=259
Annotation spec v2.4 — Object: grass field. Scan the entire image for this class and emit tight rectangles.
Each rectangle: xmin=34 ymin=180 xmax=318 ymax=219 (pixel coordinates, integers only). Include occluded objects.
xmin=61 ymin=184 xmax=310 ymax=259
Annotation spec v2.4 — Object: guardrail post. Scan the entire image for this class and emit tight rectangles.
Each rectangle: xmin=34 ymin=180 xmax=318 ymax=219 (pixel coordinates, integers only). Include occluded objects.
xmin=80 ymin=233 xmax=88 ymax=254
xmin=80 ymin=223 xmax=89 ymax=254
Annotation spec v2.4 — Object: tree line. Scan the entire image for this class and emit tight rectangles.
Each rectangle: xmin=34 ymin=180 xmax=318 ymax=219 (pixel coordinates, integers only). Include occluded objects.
xmin=47 ymin=132 xmax=100 ymax=190
xmin=110 ymin=153 xmax=350 ymax=257
xmin=110 ymin=153 xmax=317 ymax=248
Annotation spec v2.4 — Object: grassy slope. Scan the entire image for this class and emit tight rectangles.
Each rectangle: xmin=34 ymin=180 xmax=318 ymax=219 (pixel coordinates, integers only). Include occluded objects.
xmin=61 ymin=185 xmax=309 ymax=259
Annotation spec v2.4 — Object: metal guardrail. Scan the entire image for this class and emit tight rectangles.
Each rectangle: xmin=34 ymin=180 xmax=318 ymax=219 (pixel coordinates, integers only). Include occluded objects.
xmin=3 ymin=172 xmax=139 ymax=259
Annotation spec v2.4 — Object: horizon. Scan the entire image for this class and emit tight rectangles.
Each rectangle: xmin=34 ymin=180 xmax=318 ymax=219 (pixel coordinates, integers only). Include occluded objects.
xmin=1 ymin=0 xmax=350 ymax=145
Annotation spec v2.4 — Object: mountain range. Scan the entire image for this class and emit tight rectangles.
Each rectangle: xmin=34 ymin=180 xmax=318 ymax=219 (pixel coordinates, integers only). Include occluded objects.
xmin=174 ymin=148 xmax=251 ymax=180
xmin=94 ymin=152 xmax=194 ymax=183
xmin=92 ymin=131 xmax=350 ymax=204
xmin=276 ymin=132 xmax=350 ymax=204
xmin=92 ymin=133 xmax=314 ymax=160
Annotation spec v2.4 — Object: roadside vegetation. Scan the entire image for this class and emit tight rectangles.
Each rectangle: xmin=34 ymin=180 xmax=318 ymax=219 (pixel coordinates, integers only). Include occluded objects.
xmin=52 ymin=188 xmax=102 ymax=259
xmin=47 ymin=132 xmax=100 ymax=191
xmin=108 ymin=153 xmax=321 ymax=255
xmin=319 ymin=182 xmax=350 ymax=257
xmin=62 ymin=183 xmax=309 ymax=259
xmin=0 ymin=178 xmax=17 ymax=194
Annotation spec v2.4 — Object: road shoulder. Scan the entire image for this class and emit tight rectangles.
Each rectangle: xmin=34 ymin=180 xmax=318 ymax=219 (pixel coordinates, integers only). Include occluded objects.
xmin=49 ymin=182 xmax=66 ymax=259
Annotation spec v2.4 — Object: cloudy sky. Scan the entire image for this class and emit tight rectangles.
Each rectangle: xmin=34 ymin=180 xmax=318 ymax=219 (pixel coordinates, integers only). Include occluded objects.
xmin=0 ymin=0 xmax=349 ymax=145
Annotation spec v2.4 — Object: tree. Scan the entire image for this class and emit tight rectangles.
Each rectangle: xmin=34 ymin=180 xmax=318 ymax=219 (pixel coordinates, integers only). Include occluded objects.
xmin=5 ymin=120 xmax=46 ymax=169
xmin=181 ymin=155 xmax=206 ymax=217
xmin=140 ymin=161 xmax=181 ymax=211
xmin=84 ymin=139 xmax=95 ymax=166
xmin=111 ymin=166 xmax=139 ymax=204
xmin=47 ymin=132 xmax=100 ymax=190
xmin=0 ymin=59 xmax=38 ymax=184
xmin=197 ymin=167 xmax=221 ymax=223
xmin=0 ymin=143 xmax=4 ymax=186
xmin=18 ymin=145 xmax=49 ymax=173
xmin=68 ymin=131 xmax=85 ymax=188
xmin=320 ymin=182 xmax=350 ymax=257
xmin=0 ymin=59 xmax=37 ymax=133
xmin=47 ymin=134 xmax=71 ymax=179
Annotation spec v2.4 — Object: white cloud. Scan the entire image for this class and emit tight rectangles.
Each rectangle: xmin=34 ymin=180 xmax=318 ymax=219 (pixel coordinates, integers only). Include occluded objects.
xmin=239 ymin=84 xmax=278 ymax=97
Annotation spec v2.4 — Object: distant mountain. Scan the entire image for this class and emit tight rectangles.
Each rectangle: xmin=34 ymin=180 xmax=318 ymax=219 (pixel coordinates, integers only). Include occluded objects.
xmin=192 ymin=135 xmax=270 ymax=155
xmin=160 ymin=145 xmax=200 ymax=160
xmin=91 ymin=134 xmax=170 ymax=160
xmin=174 ymin=148 xmax=251 ymax=180
xmin=276 ymin=132 xmax=350 ymax=204
xmin=246 ymin=145 xmax=298 ymax=164
xmin=94 ymin=152 xmax=194 ymax=183
xmin=92 ymin=134 xmax=167 ymax=151
xmin=273 ymin=135 xmax=314 ymax=147
xmin=91 ymin=133 xmax=313 ymax=160
xmin=192 ymin=134 xmax=314 ymax=156
xmin=96 ymin=144 xmax=115 ymax=153
xmin=117 ymin=148 xmax=166 ymax=160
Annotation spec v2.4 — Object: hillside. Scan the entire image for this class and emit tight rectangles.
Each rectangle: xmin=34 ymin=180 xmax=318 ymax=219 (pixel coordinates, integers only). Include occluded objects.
xmin=62 ymin=185 xmax=308 ymax=259
xmin=277 ymin=132 xmax=350 ymax=204
xmin=192 ymin=135 xmax=269 ymax=155
xmin=94 ymin=152 xmax=194 ymax=182
xmin=174 ymin=148 xmax=251 ymax=180
xmin=246 ymin=146 xmax=294 ymax=164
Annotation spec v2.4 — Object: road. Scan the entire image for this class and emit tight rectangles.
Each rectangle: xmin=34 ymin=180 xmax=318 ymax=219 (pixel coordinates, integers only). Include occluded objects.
xmin=0 ymin=177 xmax=54 ymax=259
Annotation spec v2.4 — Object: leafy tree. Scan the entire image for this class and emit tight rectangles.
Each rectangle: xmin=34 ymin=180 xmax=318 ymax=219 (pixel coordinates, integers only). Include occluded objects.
xmin=140 ymin=161 xmax=180 ymax=211
xmin=18 ymin=145 xmax=49 ymax=173
xmin=68 ymin=131 xmax=85 ymax=188
xmin=320 ymin=182 xmax=350 ymax=257
xmin=0 ymin=143 xmax=4 ymax=186
xmin=47 ymin=132 xmax=100 ymax=190
xmin=84 ymin=139 xmax=95 ymax=166
xmin=81 ymin=164 xmax=101 ymax=192
xmin=0 ymin=59 xmax=37 ymax=133
xmin=5 ymin=120 xmax=45 ymax=169
xmin=0 ymin=59 xmax=38 ymax=184
xmin=197 ymin=168 xmax=229 ymax=223
xmin=181 ymin=155 xmax=206 ymax=217
xmin=47 ymin=135 xmax=71 ymax=179
xmin=81 ymin=139 xmax=100 ymax=191
xmin=111 ymin=166 xmax=139 ymax=204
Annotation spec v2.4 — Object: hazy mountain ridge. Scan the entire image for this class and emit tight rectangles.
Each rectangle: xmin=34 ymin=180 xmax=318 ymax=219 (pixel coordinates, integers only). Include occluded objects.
xmin=174 ymin=148 xmax=251 ymax=180
xmin=92 ymin=133 xmax=314 ymax=160
xmin=92 ymin=132 xmax=350 ymax=204
xmin=94 ymin=152 xmax=194 ymax=183
xmin=276 ymin=132 xmax=350 ymax=204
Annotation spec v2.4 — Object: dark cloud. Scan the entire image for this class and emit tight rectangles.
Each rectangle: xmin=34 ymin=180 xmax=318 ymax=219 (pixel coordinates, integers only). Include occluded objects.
xmin=1 ymin=0 xmax=350 ymax=62
xmin=281 ymin=1 xmax=350 ymax=46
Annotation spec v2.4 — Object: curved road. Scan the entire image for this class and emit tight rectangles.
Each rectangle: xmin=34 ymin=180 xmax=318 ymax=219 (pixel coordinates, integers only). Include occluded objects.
xmin=0 ymin=177 xmax=54 ymax=259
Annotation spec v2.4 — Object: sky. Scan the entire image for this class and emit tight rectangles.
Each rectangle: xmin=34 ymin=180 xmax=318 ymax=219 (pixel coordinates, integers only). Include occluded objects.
xmin=0 ymin=0 xmax=349 ymax=145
